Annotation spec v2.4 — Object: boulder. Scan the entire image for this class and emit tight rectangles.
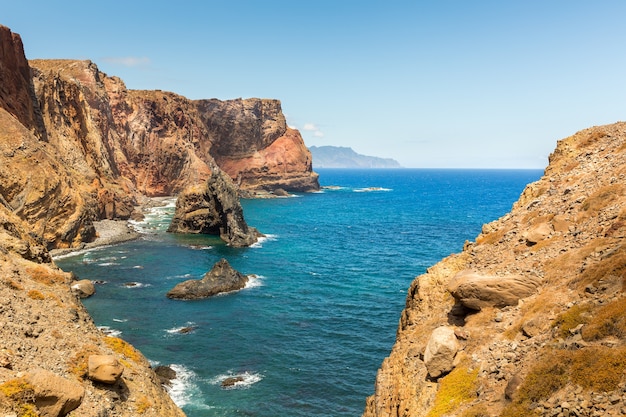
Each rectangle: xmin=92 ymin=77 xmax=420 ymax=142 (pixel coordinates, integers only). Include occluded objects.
xmin=448 ymin=270 xmax=541 ymax=311
xmin=87 ymin=355 xmax=124 ymax=384
xmin=167 ymin=259 xmax=249 ymax=300
xmin=25 ymin=368 xmax=84 ymax=417
xmin=70 ymin=279 xmax=95 ymax=298
xmin=423 ymin=326 xmax=460 ymax=379
xmin=524 ymin=222 xmax=553 ymax=245
xmin=154 ymin=365 xmax=177 ymax=387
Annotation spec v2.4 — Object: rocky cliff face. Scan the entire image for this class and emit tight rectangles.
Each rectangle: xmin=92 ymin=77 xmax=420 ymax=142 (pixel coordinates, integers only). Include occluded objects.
xmin=0 ymin=24 xmax=317 ymax=417
xmin=167 ymin=169 xmax=260 ymax=247
xmin=196 ymin=98 xmax=320 ymax=194
xmin=364 ymin=124 xmax=626 ymax=416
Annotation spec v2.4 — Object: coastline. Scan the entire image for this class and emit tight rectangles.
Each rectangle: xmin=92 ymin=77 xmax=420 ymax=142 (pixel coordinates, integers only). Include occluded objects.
xmin=49 ymin=219 xmax=141 ymax=259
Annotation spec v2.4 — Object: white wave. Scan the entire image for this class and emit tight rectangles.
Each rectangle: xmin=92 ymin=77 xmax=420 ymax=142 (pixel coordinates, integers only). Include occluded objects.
xmin=132 ymin=265 xmax=144 ymax=269
xmin=187 ymin=245 xmax=212 ymax=251
xmin=210 ymin=371 xmax=263 ymax=390
xmin=250 ymin=234 xmax=278 ymax=249
xmin=97 ymin=262 xmax=120 ymax=266
xmin=245 ymin=275 xmax=264 ymax=289
xmin=353 ymin=187 xmax=392 ymax=192
xmin=99 ymin=326 xmax=122 ymax=337
xmin=112 ymin=318 xmax=128 ymax=323
xmin=166 ymin=364 xmax=201 ymax=408
xmin=121 ymin=282 xmax=151 ymax=288
xmin=165 ymin=322 xmax=197 ymax=335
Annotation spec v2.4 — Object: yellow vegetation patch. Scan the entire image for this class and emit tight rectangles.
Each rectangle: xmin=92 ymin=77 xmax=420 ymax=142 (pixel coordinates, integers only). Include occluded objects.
xmin=426 ymin=363 xmax=479 ymax=417
xmin=68 ymin=344 xmax=101 ymax=379
xmin=582 ymin=297 xmax=626 ymax=341
xmin=25 ymin=265 xmax=67 ymax=286
xmin=135 ymin=395 xmax=152 ymax=414
xmin=26 ymin=290 xmax=45 ymax=300
xmin=0 ymin=379 xmax=34 ymax=401
xmin=104 ymin=337 xmax=142 ymax=363
xmin=552 ymin=303 xmax=592 ymax=339
xmin=502 ymin=346 xmax=626 ymax=415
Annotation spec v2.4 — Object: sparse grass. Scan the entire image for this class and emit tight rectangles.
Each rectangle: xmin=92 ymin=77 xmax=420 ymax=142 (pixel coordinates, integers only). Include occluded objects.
xmin=461 ymin=404 xmax=490 ymax=417
xmin=552 ymin=303 xmax=592 ymax=339
xmin=501 ymin=346 xmax=626 ymax=415
xmin=578 ymin=244 xmax=626 ymax=291
xmin=17 ymin=403 xmax=39 ymax=417
xmin=579 ymin=129 xmax=607 ymax=148
xmin=104 ymin=337 xmax=142 ymax=363
xmin=582 ymin=297 xmax=626 ymax=341
xmin=426 ymin=363 xmax=479 ymax=417
xmin=26 ymin=290 xmax=45 ymax=300
xmin=5 ymin=279 xmax=24 ymax=290
xmin=580 ymin=184 xmax=624 ymax=214
xmin=135 ymin=395 xmax=152 ymax=414
xmin=26 ymin=265 xmax=67 ymax=286
xmin=68 ymin=344 xmax=101 ymax=379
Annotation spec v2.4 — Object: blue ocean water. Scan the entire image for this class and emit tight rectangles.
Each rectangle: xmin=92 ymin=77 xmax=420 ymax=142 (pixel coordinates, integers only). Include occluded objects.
xmin=54 ymin=168 xmax=542 ymax=417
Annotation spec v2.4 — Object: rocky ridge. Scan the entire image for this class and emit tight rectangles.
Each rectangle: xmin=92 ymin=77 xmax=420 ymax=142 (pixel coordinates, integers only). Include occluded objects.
xmin=363 ymin=123 xmax=626 ymax=416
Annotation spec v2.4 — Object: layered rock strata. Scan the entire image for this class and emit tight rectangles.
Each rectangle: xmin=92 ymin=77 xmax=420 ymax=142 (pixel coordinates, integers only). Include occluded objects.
xmin=196 ymin=98 xmax=320 ymax=194
xmin=364 ymin=123 xmax=626 ymax=416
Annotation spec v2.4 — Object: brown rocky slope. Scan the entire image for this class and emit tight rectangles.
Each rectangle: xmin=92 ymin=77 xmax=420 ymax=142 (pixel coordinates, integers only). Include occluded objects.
xmin=363 ymin=124 xmax=626 ymax=416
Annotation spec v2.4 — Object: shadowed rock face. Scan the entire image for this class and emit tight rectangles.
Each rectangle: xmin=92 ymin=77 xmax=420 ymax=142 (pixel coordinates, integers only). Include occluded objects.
xmin=167 ymin=170 xmax=260 ymax=247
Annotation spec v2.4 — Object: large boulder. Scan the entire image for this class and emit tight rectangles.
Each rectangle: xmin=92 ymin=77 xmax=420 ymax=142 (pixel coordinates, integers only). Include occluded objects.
xmin=447 ymin=270 xmax=541 ymax=311
xmin=167 ymin=170 xmax=260 ymax=247
xmin=87 ymin=355 xmax=124 ymax=384
xmin=167 ymin=259 xmax=250 ymax=300
xmin=25 ymin=369 xmax=84 ymax=417
xmin=70 ymin=279 xmax=95 ymax=298
xmin=423 ymin=326 xmax=460 ymax=379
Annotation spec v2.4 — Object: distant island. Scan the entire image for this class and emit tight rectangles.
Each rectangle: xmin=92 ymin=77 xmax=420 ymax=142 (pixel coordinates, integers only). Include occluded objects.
xmin=309 ymin=146 xmax=402 ymax=168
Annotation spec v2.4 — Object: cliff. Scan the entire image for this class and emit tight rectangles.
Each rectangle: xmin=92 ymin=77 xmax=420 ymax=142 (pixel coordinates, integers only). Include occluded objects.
xmin=196 ymin=98 xmax=320 ymax=194
xmin=0 ymin=23 xmax=316 ymax=416
xmin=364 ymin=123 xmax=626 ymax=416
xmin=309 ymin=145 xmax=402 ymax=168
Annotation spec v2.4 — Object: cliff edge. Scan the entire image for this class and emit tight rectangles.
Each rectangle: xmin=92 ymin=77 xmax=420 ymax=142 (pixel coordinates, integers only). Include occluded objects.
xmin=364 ymin=123 xmax=626 ymax=416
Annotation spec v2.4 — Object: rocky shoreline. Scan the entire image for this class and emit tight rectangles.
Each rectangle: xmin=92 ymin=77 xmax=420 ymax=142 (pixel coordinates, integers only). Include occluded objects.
xmin=49 ymin=220 xmax=141 ymax=259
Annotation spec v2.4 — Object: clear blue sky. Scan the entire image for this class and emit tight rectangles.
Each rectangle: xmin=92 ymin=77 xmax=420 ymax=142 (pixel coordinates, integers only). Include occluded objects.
xmin=4 ymin=1 xmax=626 ymax=168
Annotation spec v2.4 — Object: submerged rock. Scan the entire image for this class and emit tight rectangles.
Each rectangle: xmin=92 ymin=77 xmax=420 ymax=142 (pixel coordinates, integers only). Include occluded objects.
xmin=221 ymin=376 xmax=245 ymax=388
xmin=166 ymin=259 xmax=249 ymax=300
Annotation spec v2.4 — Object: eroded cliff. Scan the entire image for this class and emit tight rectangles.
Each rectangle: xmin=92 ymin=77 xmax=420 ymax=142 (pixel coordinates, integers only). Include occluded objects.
xmin=196 ymin=98 xmax=320 ymax=194
xmin=364 ymin=124 xmax=626 ymax=416
xmin=0 ymin=23 xmax=317 ymax=417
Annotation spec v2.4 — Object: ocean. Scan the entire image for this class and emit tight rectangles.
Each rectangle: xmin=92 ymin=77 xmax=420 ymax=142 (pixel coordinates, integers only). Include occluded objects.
xmin=54 ymin=168 xmax=543 ymax=417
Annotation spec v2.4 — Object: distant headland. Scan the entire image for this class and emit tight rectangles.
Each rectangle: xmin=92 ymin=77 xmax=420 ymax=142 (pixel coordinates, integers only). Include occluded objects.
xmin=309 ymin=145 xmax=402 ymax=168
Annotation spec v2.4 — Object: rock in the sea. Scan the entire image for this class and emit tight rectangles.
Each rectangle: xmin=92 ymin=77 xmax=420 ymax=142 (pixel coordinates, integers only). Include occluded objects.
xmin=447 ymin=270 xmax=541 ymax=310
xmin=167 ymin=170 xmax=261 ymax=247
xmin=166 ymin=259 xmax=249 ymax=299
xmin=423 ymin=326 xmax=460 ymax=379
xmin=154 ymin=365 xmax=177 ymax=387
xmin=25 ymin=368 xmax=84 ymax=417
xmin=70 ymin=279 xmax=95 ymax=298
xmin=88 ymin=355 xmax=124 ymax=384
xmin=221 ymin=376 xmax=245 ymax=388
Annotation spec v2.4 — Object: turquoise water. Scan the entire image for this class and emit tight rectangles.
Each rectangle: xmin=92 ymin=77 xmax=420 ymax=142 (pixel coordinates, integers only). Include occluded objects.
xmin=55 ymin=168 xmax=543 ymax=416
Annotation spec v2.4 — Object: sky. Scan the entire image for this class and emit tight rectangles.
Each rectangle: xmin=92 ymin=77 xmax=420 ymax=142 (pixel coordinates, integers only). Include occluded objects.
xmin=3 ymin=1 xmax=626 ymax=168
